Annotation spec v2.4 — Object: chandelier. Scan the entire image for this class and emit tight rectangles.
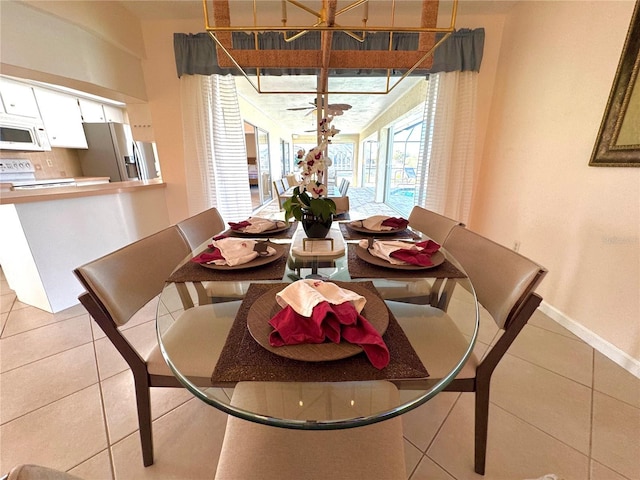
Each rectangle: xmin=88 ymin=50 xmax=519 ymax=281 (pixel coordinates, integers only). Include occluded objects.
xmin=202 ymin=0 xmax=458 ymax=96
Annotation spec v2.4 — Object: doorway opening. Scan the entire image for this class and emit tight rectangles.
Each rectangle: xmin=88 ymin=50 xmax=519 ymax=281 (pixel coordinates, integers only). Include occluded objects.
xmin=244 ymin=121 xmax=272 ymax=210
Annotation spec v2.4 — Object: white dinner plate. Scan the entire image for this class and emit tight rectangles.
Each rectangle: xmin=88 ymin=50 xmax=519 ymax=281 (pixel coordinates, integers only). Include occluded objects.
xmin=232 ymin=223 xmax=290 ymax=235
xmin=347 ymin=222 xmax=407 ymax=235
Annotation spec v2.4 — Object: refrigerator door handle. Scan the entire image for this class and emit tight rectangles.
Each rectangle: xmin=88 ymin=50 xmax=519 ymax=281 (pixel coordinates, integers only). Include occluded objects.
xmin=132 ymin=141 xmax=146 ymax=180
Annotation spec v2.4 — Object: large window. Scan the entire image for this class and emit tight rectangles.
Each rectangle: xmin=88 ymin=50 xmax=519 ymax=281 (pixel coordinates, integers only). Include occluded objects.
xmin=385 ymin=106 xmax=424 ymax=217
xmin=329 ymin=143 xmax=354 ymax=187
xmin=280 ymin=139 xmax=290 ymax=175
xmin=362 ymin=136 xmax=378 ymax=187
xmin=293 ymin=142 xmax=354 ymax=188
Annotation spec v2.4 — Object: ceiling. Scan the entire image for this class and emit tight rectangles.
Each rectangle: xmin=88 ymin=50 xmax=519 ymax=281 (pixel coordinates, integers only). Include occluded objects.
xmin=119 ymin=0 xmax=518 ymax=21
xmin=118 ymin=1 xmax=516 ymax=136
xmin=233 ymin=75 xmax=425 ymax=135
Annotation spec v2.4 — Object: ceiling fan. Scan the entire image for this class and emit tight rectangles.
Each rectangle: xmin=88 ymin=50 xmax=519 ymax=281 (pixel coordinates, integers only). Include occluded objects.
xmin=287 ymin=99 xmax=352 ymax=117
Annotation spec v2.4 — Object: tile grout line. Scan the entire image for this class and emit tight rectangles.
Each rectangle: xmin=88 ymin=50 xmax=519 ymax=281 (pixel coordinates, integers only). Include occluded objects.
xmin=90 ymin=318 xmax=118 ymax=480
xmin=502 ymin=347 xmax=640 ymax=410
xmin=490 ymin=400 xmax=592 ymax=462
xmin=0 ymin=310 xmax=90 ymax=340
xmin=502 ymin=349 xmax=593 ymax=391
xmin=527 ymin=320 xmax=588 ymax=343
xmin=0 ymin=338 xmax=95 ymax=376
xmin=420 ymin=391 xmax=464 ymax=480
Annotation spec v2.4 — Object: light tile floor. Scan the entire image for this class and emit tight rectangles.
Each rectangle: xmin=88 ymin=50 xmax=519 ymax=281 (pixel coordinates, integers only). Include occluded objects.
xmin=1 ymin=196 xmax=639 ymax=480
xmin=257 ymin=185 xmax=404 ymax=220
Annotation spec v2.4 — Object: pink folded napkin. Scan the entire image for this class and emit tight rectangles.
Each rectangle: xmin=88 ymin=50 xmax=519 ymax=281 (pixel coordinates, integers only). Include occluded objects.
xmin=359 ymin=239 xmax=441 ymax=266
xmin=228 ymin=220 xmax=251 ymax=231
xmin=228 ymin=217 xmax=286 ymax=233
xmin=191 ymin=237 xmax=276 ymax=266
xmin=269 ymin=301 xmax=390 ymax=369
xmin=352 ymin=215 xmax=408 ymax=231
xmin=268 ymin=280 xmax=389 ymax=369
xmin=389 ymin=239 xmax=440 ymax=266
xmin=381 ymin=217 xmax=409 ymax=229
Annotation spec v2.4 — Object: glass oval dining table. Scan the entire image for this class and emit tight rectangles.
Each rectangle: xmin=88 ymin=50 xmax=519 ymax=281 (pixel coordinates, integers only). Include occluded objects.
xmin=156 ymin=222 xmax=479 ymax=431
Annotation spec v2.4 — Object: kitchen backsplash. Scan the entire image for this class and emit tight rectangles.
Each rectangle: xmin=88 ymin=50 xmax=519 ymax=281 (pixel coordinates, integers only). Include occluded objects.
xmin=0 ymin=148 xmax=83 ymax=179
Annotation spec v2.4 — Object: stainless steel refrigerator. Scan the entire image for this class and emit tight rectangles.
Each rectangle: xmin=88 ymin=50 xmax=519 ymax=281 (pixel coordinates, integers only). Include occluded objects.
xmin=78 ymin=122 xmax=140 ymax=182
xmin=134 ymin=141 xmax=160 ymax=180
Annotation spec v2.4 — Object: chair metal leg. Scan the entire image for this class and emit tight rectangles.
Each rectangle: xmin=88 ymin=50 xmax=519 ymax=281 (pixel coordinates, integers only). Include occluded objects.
xmin=432 ymin=278 xmax=456 ymax=311
xmin=474 ymin=383 xmax=490 ymax=475
xmin=175 ymin=282 xmax=195 ymax=310
xmin=133 ymin=376 xmax=154 ymax=467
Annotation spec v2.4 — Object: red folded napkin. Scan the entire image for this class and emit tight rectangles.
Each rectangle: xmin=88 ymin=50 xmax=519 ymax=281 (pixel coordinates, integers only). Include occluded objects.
xmin=389 ymin=239 xmax=440 ymax=266
xmin=381 ymin=217 xmax=409 ymax=229
xmin=228 ymin=220 xmax=251 ymax=231
xmin=190 ymin=235 xmax=227 ymax=263
xmin=191 ymin=245 xmax=224 ymax=264
xmin=268 ymin=301 xmax=390 ymax=369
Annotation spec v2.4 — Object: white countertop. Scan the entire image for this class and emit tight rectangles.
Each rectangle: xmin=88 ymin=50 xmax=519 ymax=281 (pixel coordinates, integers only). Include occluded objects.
xmin=0 ymin=178 xmax=166 ymax=205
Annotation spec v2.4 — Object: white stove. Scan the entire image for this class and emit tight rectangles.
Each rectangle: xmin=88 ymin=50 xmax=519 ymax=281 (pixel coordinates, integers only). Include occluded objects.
xmin=0 ymin=158 xmax=76 ymax=189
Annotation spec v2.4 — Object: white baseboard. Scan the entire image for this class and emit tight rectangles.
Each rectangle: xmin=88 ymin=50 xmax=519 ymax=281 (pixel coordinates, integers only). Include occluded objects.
xmin=539 ymin=301 xmax=640 ymax=379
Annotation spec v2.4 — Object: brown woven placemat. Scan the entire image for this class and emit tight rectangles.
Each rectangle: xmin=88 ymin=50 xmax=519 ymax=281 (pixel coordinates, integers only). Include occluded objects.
xmin=211 ymin=281 xmax=429 ymax=384
xmin=339 ymin=222 xmax=421 ymax=241
xmin=222 ymin=221 xmax=298 ymax=239
xmin=347 ymin=244 xmax=466 ymax=279
xmin=167 ymin=244 xmax=290 ymax=283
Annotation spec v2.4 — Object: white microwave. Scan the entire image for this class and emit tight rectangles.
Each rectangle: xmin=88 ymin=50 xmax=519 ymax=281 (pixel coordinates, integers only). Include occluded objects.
xmin=0 ymin=113 xmax=51 ymax=151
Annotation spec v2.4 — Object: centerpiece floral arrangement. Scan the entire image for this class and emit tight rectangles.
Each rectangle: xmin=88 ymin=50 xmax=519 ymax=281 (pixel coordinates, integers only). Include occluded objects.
xmin=283 ymin=117 xmax=339 ymax=234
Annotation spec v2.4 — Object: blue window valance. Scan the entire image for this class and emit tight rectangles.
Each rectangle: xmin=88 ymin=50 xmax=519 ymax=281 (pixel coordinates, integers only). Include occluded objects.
xmin=174 ymin=28 xmax=484 ymax=78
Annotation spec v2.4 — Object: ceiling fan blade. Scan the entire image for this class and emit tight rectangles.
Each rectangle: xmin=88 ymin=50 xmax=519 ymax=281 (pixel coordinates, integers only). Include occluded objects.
xmin=328 ymin=103 xmax=352 ymax=111
xmin=287 ymin=106 xmax=314 ymax=111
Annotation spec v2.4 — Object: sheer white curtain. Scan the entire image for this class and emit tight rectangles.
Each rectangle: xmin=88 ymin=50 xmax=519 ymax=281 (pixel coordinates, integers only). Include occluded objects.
xmin=416 ymin=71 xmax=478 ymax=224
xmin=180 ymin=74 xmax=252 ymax=220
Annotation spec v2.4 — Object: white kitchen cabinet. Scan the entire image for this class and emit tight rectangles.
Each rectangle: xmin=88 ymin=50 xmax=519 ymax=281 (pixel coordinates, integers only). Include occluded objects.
xmin=34 ymin=88 xmax=88 ymax=148
xmin=78 ymin=98 xmax=106 ymax=122
xmin=79 ymin=98 xmax=125 ymax=123
xmin=103 ymin=104 xmax=125 ymax=123
xmin=0 ymin=78 xmax=40 ymax=118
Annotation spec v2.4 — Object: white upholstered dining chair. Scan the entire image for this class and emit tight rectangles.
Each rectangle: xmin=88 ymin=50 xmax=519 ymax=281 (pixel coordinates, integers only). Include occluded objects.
xmin=408 ymin=205 xmax=464 ymax=245
xmin=176 ymin=206 xmax=225 ymax=250
xmin=375 ymin=205 xmax=464 ymax=306
xmin=176 ymin=206 xmax=250 ymax=305
xmin=387 ymin=225 xmax=547 ymax=475
xmin=74 ymin=225 xmax=239 ymax=466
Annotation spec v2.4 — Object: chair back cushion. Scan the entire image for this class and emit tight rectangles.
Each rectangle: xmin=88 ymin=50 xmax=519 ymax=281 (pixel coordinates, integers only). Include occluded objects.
xmin=408 ymin=206 xmax=462 ymax=245
xmin=176 ymin=207 xmax=224 ymax=250
xmin=7 ymin=464 xmax=81 ymax=480
xmin=215 ymin=381 xmax=406 ymax=480
xmin=273 ymin=180 xmax=285 ymax=195
xmin=332 ymin=196 xmax=349 ymax=215
xmin=444 ymin=226 xmax=546 ymax=329
xmin=75 ymin=226 xmax=190 ymax=327
xmin=285 ymin=174 xmax=297 ymax=187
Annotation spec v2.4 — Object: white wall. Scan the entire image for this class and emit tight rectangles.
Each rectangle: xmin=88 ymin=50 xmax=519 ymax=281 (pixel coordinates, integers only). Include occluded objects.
xmin=239 ymin=93 xmax=295 ymax=181
xmin=472 ymin=1 xmax=639 ymax=371
xmin=0 ymin=1 xmax=147 ymax=102
xmin=137 ymin=18 xmax=207 ymax=223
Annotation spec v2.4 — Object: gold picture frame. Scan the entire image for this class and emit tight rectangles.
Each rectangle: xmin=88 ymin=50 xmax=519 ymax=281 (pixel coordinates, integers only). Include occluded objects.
xmin=589 ymin=0 xmax=640 ymax=167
